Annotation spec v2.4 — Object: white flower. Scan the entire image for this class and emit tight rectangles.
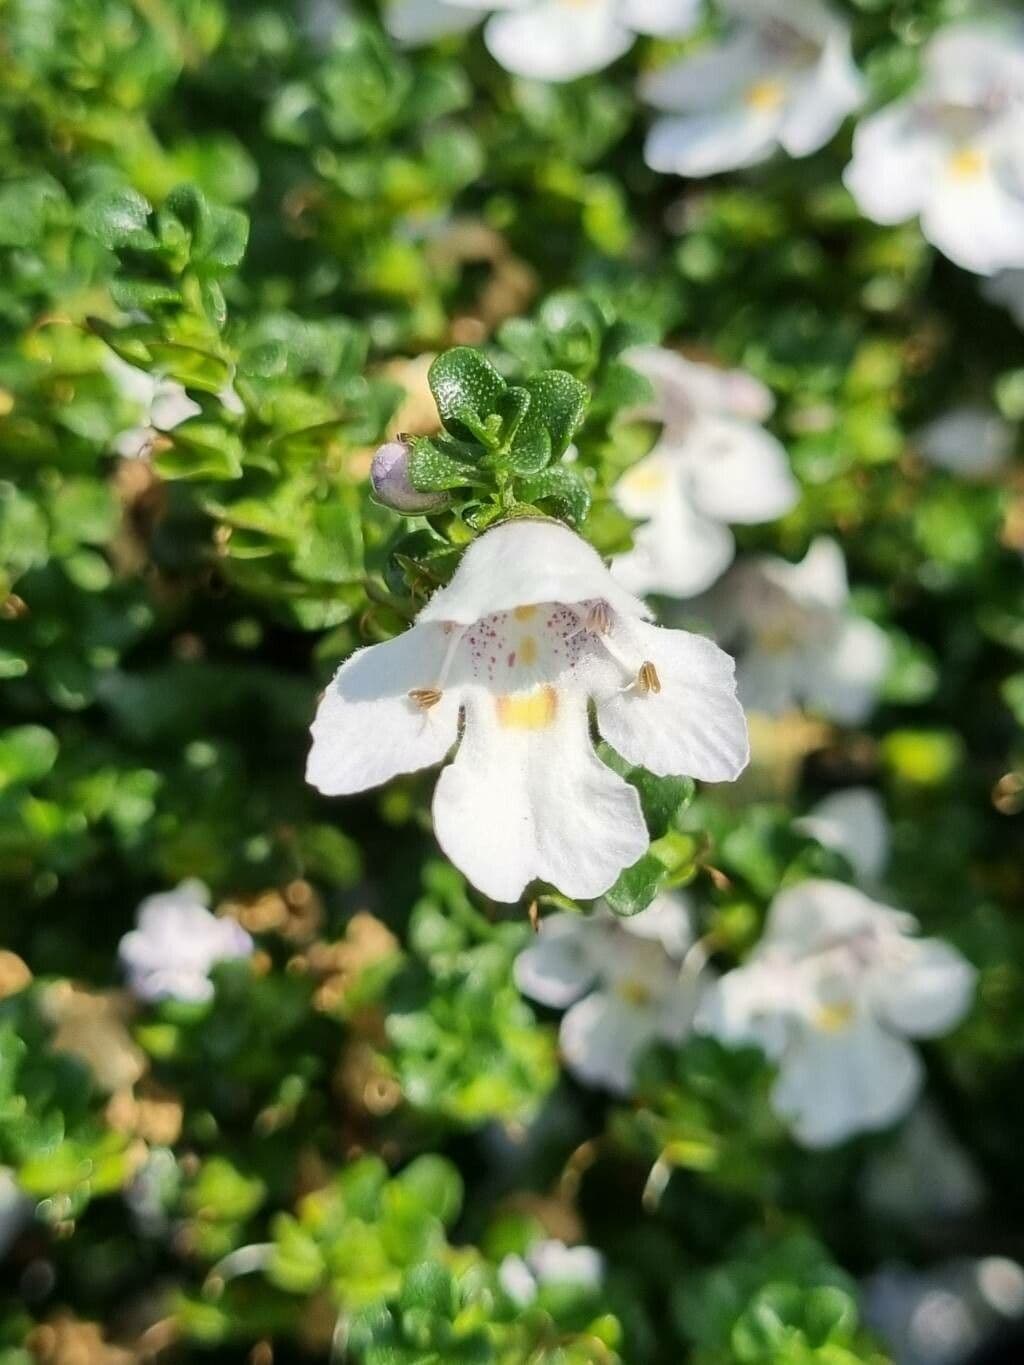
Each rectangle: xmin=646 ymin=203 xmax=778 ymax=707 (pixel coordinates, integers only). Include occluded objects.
xmin=642 ymin=0 xmax=864 ymax=177
xmin=499 ymin=1238 xmax=604 ymax=1306
xmin=612 ymin=346 xmax=798 ymax=598
xmin=864 ymin=1258 xmax=1024 ymax=1365
xmin=844 ymin=21 xmax=1024 ymax=276
xmin=105 ymin=355 xmax=202 ymax=459
xmin=387 ymin=0 xmax=701 ymax=82
xmin=697 ymin=879 xmax=976 ymax=1147
xmin=914 ymin=405 xmax=1016 ymax=480
xmin=514 ymin=894 xmax=701 ymax=1092
xmin=862 ymin=1103 xmax=983 ymax=1228
xmin=984 ymin=269 xmax=1024 ymax=326
xmin=119 ymin=880 xmax=254 ymax=1003
xmin=706 ymin=537 xmax=891 ymax=724
xmin=307 ymin=519 xmax=748 ymax=903
xmin=0 ymin=1168 xmax=31 ymax=1259
xmin=795 ymin=786 xmax=890 ymax=888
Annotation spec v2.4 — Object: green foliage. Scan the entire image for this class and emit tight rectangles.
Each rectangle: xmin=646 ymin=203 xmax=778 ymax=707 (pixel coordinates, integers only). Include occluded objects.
xmin=1 ymin=0 xmax=1021 ymax=1362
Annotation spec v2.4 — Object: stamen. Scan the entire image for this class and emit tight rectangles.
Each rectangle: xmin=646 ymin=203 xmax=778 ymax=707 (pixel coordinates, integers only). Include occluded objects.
xmin=636 ymin=661 xmax=661 ymax=695
xmin=409 ymin=687 xmax=442 ymax=710
xmin=584 ymin=600 xmax=614 ymax=635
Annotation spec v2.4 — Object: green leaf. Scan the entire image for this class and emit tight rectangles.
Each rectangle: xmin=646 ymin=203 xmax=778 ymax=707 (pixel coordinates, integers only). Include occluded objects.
xmin=0 ymin=726 xmax=59 ymax=791
xmin=522 ymin=370 xmax=588 ymax=457
xmin=155 ymin=423 xmax=244 ymax=481
xmin=269 ymin=1214 xmax=326 ymax=1295
xmin=600 ymin=745 xmax=695 ymax=839
xmin=516 ymin=466 xmax=591 ymax=526
xmin=603 ymin=852 xmax=663 ymax=916
xmin=409 ymin=438 xmax=485 ymax=493
xmin=428 ymin=348 xmax=507 ymax=443
xmin=399 ymin=1263 xmax=457 ymax=1318
xmin=393 ymin=1156 xmax=464 ymax=1226
xmin=79 ymin=186 xmax=155 ymax=250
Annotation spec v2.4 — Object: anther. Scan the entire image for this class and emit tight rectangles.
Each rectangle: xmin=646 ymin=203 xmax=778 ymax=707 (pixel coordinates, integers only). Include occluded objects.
xmin=409 ymin=687 xmax=442 ymax=710
xmin=584 ymin=600 xmax=614 ymax=635
xmin=636 ymin=661 xmax=661 ymax=695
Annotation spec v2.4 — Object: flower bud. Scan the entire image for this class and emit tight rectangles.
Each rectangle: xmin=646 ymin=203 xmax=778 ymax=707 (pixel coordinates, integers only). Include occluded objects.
xmin=370 ymin=440 xmax=448 ymax=513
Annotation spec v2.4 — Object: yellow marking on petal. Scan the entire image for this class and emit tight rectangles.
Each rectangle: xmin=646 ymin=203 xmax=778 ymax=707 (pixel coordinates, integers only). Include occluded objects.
xmin=496 ymin=686 xmax=558 ymax=731
xmin=637 ymin=661 xmax=661 ymax=695
xmin=744 ymin=79 xmax=785 ymax=112
xmin=948 ymin=147 xmax=986 ymax=180
xmin=617 ymin=979 xmax=652 ymax=1007
xmin=519 ymin=635 xmax=538 ymax=666
xmin=409 ymin=687 xmax=442 ymax=710
xmin=513 ymin=605 xmax=538 ymax=621
xmin=756 ymin=625 xmax=796 ymax=655
xmin=814 ymin=1001 xmax=855 ymax=1034
xmin=622 ymin=465 xmax=667 ymax=494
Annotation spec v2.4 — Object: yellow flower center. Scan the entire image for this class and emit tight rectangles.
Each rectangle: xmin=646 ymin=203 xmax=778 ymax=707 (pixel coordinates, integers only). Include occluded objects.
xmin=519 ymin=635 xmax=538 ymax=666
xmin=617 ymin=979 xmax=652 ymax=1007
xmin=496 ymin=686 xmax=558 ymax=731
xmin=948 ymin=147 xmax=986 ymax=180
xmin=513 ymin=605 xmax=538 ymax=621
xmin=621 ymin=465 xmax=668 ymax=494
xmin=744 ymin=80 xmax=786 ymax=113
xmin=756 ymin=624 xmax=796 ymax=655
xmin=814 ymin=1001 xmax=855 ymax=1033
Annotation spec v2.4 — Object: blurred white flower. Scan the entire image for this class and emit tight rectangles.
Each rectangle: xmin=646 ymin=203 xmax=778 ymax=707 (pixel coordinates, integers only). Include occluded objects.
xmin=612 ymin=346 xmax=798 ymax=599
xmin=105 ymin=355 xmax=201 ymax=459
xmin=642 ymin=0 xmax=864 ymax=177
xmin=705 ymin=537 xmax=891 ymax=724
xmin=387 ymin=0 xmax=700 ymax=81
xmin=844 ymin=21 xmax=1024 ymax=276
xmin=984 ymin=269 xmax=1024 ymax=326
xmin=696 ymin=879 xmax=976 ymax=1147
xmin=514 ymin=895 xmax=702 ymax=1092
xmin=0 ymin=1168 xmax=31 ymax=1258
xmin=795 ymin=786 xmax=890 ymax=888
xmin=914 ymin=405 xmax=1016 ymax=479
xmin=307 ymin=519 xmax=748 ymax=903
xmin=119 ymin=880 xmax=254 ymax=1004
xmin=864 ymin=1257 xmax=1024 ymax=1365
xmin=862 ymin=1103 xmax=984 ymax=1229
xmin=499 ymin=1238 xmax=604 ymax=1306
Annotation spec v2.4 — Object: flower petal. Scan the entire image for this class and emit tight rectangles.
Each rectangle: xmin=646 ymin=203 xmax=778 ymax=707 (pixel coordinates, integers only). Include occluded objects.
xmin=622 ymin=0 xmax=701 ymax=37
xmin=919 ymin=141 xmax=1024 ymax=276
xmin=307 ymin=624 xmax=461 ymax=795
xmin=612 ymin=476 xmax=736 ymax=598
xmin=773 ymin=1015 xmax=922 ymax=1147
xmin=644 ymin=105 xmax=782 ymax=177
xmin=778 ymin=31 xmax=864 ymax=159
xmin=641 ymin=28 xmax=765 ymax=113
xmin=514 ymin=913 xmax=599 ymax=1008
xmin=418 ymin=519 xmax=650 ymax=627
xmin=484 ymin=0 xmax=632 ymax=82
xmin=764 ymin=879 xmax=912 ymax=955
xmin=559 ymin=989 xmax=656 ymax=1093
xmin=801 ymin=614 xmax=890 ymax=724
xmin=617 ymin=891 xmax=693 ymax=958
xmin=768 ymin=536 xmax=849 ymax=610
xmin=844 ymin=100 xmax=942 ymax=226
xmin=596 ymin=620 xmax=749 ymax=782
xmin=685 ymin=415 xmax=798 ymax=524
xmin=694 ymin=959 xmax=796 ymax=1061
xmin=795 ymin=787 xmax=890 ymax=886
xmin=916 ymin=405 xmax=1015 ymax=478
xmin=432 ymin=686 xmax=648 ymax=902
xmin=384 ymin=0 xmax=482 ymax=43
xmin=870 ymin=938 xmax=976 ymax=1039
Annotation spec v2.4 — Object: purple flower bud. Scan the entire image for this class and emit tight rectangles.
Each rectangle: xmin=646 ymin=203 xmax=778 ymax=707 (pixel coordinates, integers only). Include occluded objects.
xmin=370 ymin=439 xmax=448 ymax=514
